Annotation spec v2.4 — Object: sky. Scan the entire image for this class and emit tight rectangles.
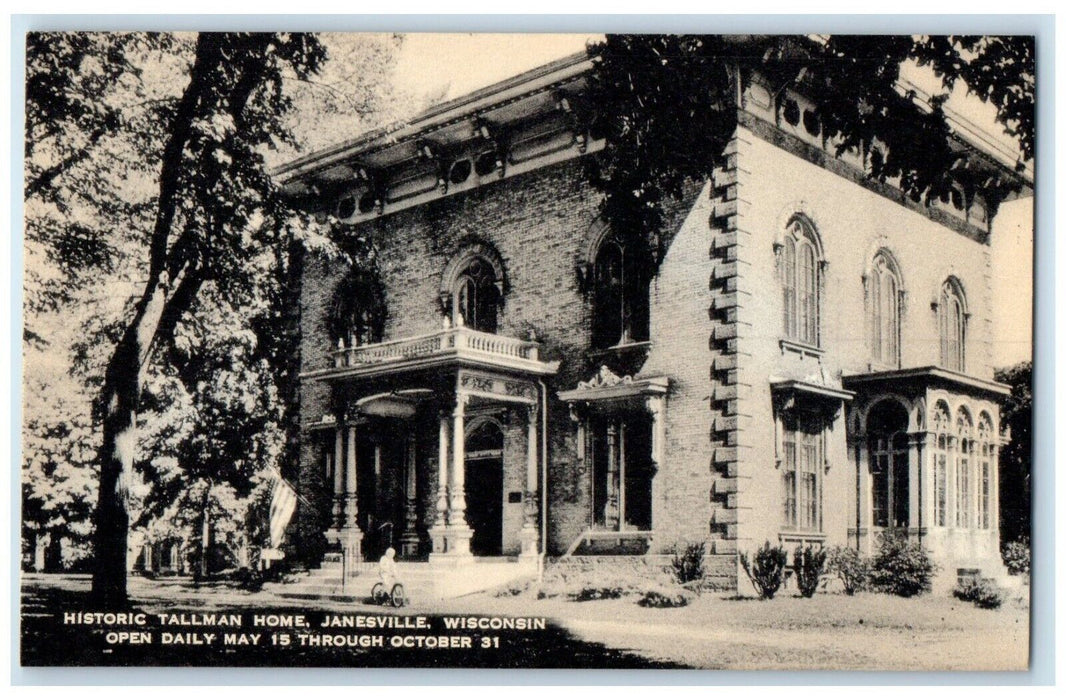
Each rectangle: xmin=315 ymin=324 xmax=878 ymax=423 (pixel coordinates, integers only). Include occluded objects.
xmin=385 ymin=33 xmax=1034 ymax=369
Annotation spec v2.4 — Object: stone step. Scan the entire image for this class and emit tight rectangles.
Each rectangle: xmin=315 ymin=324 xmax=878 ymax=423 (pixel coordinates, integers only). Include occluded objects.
xmin=270 ymin=559 xmax=537 ymax=602
xmin=272 ymin=578 xmax=438 ymax=595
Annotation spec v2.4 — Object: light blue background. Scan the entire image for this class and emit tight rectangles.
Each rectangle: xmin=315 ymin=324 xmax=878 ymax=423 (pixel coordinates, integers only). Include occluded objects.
xmin=9 ymin=13 xmax=1056 ymax=686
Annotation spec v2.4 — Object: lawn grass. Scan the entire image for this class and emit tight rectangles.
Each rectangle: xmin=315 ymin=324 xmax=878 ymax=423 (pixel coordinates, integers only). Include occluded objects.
xmin=20 ymin=573 xmax=1030 ymax=671
xmin=446 ymin=584 xmax=1031 ymax=671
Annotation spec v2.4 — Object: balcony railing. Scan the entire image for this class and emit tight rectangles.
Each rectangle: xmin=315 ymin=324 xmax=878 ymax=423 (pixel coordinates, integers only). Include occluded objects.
xmin=330 ymin=326 xmax=541 ymax=369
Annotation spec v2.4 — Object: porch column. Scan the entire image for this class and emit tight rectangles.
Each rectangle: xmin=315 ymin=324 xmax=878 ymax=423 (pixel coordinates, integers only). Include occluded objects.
xmin=429 ymin=411 xmax=449 ymax=554
xmin=143 ymin=542 xmax=154 ymax=573
xmin=908 ymin=431 xmax=926 ymax=544
xmin=332 ymin=428 xmax=344 ymax=528
xmin=345 ymin=425 xmax=359 ymax=529
xmin=851 ymin=436 xmax=870 ymax=555
xmin=447 ymin=393 xmax=473 ymax=555
xmin=618 ymin=423 xmax=628 ymax=531
xmin=991 ymin=441 xmax=1002 ymax=535
xmin=946 ymin=435 xmax=958 ymax=530
xmin=519 ymin=405 xmax=539 ymax=558
xmin=342 ymin=424 xmax=362 ymax=563
xmin=400 ymin=434 xmax=420 ymax=557
xmin=925 ymin=430 xmax=942 ymax=530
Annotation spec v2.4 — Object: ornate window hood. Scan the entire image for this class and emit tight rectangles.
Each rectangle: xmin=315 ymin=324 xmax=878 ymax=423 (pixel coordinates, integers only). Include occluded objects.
xmin=770 ymin=378 xmax=854 ymax=423
xmin=770 ymin=378 xmax=855 ymax=404
xmin=842 ymin=366 xmax=1010 ymax=399
xmin=558 ymin=366 xmax=669 ymax=405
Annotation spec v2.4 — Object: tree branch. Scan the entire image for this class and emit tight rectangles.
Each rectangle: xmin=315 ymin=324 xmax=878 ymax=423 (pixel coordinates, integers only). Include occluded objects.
xmin=146 ymin=35 xmax=223 ymax=281
xmin=25 ymin=124 xmax=111 ymax=200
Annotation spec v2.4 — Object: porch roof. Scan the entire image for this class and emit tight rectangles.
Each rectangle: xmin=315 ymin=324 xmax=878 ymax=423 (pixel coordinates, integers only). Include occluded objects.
xmin=842 ymin=366 xmax=1010 ymax=399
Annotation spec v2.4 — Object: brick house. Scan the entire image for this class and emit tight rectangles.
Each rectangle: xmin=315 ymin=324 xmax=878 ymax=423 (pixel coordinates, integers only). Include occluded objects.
xmin=277 ymin=50 xmax=1030 ymax=591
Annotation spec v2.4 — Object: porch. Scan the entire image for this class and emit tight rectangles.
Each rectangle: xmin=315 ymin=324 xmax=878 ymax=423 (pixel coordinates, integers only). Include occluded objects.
xmin=843 ymin=366 xmax=1011 ymax=583
xmin=302 ymin=325 xmax=559 ymax=570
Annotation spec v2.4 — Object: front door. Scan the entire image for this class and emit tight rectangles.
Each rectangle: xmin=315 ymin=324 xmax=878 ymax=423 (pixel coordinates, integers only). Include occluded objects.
xmin=465 ymin=457 xmax=503 ymax=556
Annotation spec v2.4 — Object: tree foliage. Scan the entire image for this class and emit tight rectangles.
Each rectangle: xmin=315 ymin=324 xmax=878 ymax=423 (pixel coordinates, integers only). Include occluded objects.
xmin=586 ymin=35 xmax=1034 ymax=250
xmin=21 ymin=369 xmax=99 ymax=571
xmin=23 ymin=32 xmax=186 ymax=347
xmin=23 ymin=32 xmax=401 ymax=604
xmin=995 ymin=361 xmax=1032 ymax=545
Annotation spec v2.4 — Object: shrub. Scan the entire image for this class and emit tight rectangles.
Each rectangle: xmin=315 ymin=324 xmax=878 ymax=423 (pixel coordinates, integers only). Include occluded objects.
xmin=492 ymin=576 xmax=536 ymax=598
xmin=638 ymin=585 xmax=692 ymax=608
xmin=826 ymin=546 xmax=868 ymax=595
xmin=793 ymin=545 xmax=828 ymax=598
xmin=536 ymin=569 xmax=648 ymax=601
xmin=1002 ymin=538 xmax=1030 ymax=575
xmin=670 ymin=541 xmax=706 ymax=585
xmin=954 ymin=579 xmax=1003 ymax=609
xmin=869 ymin=532 xmax=938 ymax=597
xmin=233 ymin=563 xmax=288 ymax=591
xmin=571 ymin=583 xmax=628 ymax=601
xmin=740 ymin=541 xmax=789 ymax=599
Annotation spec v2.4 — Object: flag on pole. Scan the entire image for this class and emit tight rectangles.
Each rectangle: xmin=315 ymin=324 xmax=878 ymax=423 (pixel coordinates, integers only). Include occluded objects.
xmin=268 ymin=472 xmax=298 ymax=550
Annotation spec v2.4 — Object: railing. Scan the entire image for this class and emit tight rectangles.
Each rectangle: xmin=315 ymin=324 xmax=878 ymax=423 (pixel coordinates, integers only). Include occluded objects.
xmin=561 ymin=527 xmax=656 ymax=558
xmin=330 ymin=326 xmax=541 ymax=368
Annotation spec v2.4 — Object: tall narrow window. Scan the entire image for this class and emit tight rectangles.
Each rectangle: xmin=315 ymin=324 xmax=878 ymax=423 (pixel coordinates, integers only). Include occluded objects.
xmin=977 ymin=414 xmax=994 ymax=530
xmin=869 ymin=252 xmax=902 ymax=367
xmin=868 ymin=400 xmax=910 ymax=529
xmin=588 ymin=413 xmax=654 ymax=531
xmin=780 ymin=217 xmax=822 ymax=347
xmin=938 ymin=278 xmax=966 ymax=372
xmin=591 ymin=232 xmax=649 ymax=348
xmin=453 ymin=257 xmax=500 ymax=333
xmin=931 ymin=401 xmax=951 ymax=527
xmin=783 ymin=237 xmax=797 ymax=339
xmin=956 ymin=409 xmax=974 ymax=528
xmin=782 ymin=411 xmax=823 ymax=532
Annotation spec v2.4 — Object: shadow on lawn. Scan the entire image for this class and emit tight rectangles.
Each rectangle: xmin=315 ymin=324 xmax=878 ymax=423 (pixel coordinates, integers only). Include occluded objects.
xmin=21 ymin=580 xmax=684 ymax=669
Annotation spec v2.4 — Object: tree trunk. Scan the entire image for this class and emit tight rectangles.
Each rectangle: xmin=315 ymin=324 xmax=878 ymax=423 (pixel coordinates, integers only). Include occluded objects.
xmin=34 ymin=532 xmax=48 ymax=572
xmin=90 ymin=276 xmax=171 ymax=608
xmin=200 ymin=491 xmax=211 ymax=579
xmin=86 ymin=34 xmax=266 ymax=607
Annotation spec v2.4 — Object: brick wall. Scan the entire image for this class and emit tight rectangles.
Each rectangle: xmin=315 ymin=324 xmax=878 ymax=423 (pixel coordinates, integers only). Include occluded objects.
xmin=638 ymin=182 xmax=717 ymax=551
xmin=297 ymin=156 xmax=713 ymax=559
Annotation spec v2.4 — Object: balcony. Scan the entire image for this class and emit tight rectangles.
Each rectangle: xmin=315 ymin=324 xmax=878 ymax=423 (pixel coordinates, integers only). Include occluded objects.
xmin=303 ymin=326 xmax=559 ymax=382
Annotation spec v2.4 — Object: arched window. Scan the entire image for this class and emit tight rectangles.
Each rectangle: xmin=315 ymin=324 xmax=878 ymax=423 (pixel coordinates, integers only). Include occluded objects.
xmin=868 ymin=400 xmax=909 ymax=529
xmin=938 ymin=278 xmax=967 ymax=372
xmin=781 ymin=217 xmax=822 ymax=347
xmin=328 ymin=267 xmax=387 ymax=348
xmin=977 ymin=413 xmax=995 ymax=530
xmin=591 ymin=231 xmax=649 ymax=349
xmin=931 ymin=401 xmax=952 ymax=527
xmin=869 ymin=252 xmax=902 ymax=367
xmin=453 ymin=257 xmax=500 ymax=333
xmin=955 ymin=408 xmax=974 ymax=528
